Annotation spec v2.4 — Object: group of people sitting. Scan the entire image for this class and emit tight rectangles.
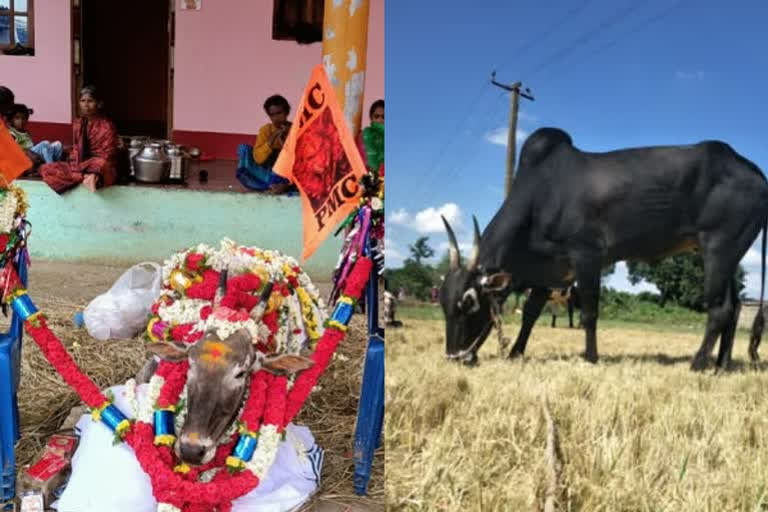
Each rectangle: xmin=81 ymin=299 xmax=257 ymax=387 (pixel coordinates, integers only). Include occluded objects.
xmin=236 ymin=94 xmax=385 ymax=194
xmin=2 ymin=83 xmax=384 ymax=196
xmin=1 ymin=84 xmax=120 ymax=194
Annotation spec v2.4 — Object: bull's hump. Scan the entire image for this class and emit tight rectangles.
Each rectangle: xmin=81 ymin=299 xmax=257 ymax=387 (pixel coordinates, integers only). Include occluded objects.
xmin=518 ymin=128 xmax=574 ymax=171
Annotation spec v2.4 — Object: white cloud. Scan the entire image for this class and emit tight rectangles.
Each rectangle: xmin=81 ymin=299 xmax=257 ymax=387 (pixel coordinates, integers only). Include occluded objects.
xmin=485 ymin=127 xmax=529 ymax=146
xmin=742 ymin=247 xmax=762 ymax=267
xmin=389 ymin=204 xmax=462 ymax=233
xmin=412 ymin=203 xmax=462 ymax=234
xmin=389 ymin=208 xmax=411 ymax=225
xmin=675 ymin=70 xmax=705 ymax=80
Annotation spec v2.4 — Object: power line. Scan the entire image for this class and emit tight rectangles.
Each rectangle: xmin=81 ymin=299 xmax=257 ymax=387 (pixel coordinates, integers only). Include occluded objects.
xmin=459 ymin=1 xmax=659 ymax=177
xmin=403 ymin=81 xmax=492 ymax=207
xmin=505 ymin=0 xmax=595 ymax=61
xmin=540 ymin=0 xmax=687 ymax=82
xmin=402 ymin=2 xmax=596 ymax=208
xmin=526 ymin=0 xmax=650 ymax=79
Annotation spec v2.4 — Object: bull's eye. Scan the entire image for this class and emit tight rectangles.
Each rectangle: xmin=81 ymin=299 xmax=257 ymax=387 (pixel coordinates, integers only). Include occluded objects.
xmin=235 ymin=370 xmax=246 ymax=379
xmin=460 ymin=288 xmax=480 ymax=314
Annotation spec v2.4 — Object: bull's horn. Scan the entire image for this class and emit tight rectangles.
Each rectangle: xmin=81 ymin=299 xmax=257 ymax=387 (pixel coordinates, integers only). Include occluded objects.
xmin=468 ymin=215 xmax=481 ymax=270
xmin=213 ymin=268 xmax=228 ymax=309
xmin=441 ymin=215 xmax=460 ymax=270
xmin=249 ymin=282 xmax=275 ymax=324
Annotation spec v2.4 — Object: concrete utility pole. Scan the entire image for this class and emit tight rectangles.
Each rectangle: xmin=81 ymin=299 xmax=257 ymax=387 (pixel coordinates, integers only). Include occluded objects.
xmin=490 ymin=71 xmax=534 ymax=197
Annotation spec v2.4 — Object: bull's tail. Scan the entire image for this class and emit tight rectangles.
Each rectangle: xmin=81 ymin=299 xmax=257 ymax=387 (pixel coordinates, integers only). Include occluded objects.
xmin=749 ymin=217 xmax=768 ymax=362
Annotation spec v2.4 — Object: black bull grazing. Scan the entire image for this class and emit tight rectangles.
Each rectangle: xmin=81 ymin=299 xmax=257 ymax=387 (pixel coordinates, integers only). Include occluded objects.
xmin=440 ymin=127 xmax=768 ymax=371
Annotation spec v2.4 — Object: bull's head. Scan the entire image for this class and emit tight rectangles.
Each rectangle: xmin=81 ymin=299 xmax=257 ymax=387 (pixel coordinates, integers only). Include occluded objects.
xmin=147 ymin=271 xmax=314 ymax=465
xmin=440 ymin=215 xmax=513 ymax=365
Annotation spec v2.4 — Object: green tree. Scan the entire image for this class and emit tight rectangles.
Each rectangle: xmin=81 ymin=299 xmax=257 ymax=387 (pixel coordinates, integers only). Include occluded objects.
xmin=383 ymin=237 xmax=439 ymax=301
xmin=408 ymin=236 xmax=435 ymax=266
xmin=626 ymin=252 xmax=746 ymax=311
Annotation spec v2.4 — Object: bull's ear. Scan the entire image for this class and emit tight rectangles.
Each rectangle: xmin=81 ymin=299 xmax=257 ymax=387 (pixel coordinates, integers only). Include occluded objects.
xmin=146 ymin=341 xmax=189 ymax=362
xmin=261 ymin=354 xmax=315 ymax=375
xmin=480 ymin=272 xmax=513 ymax=292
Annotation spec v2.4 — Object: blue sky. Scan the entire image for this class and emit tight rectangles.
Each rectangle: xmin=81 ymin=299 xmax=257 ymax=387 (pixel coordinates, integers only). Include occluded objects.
xmin=386 ymin=0 xmax=768 ymax=297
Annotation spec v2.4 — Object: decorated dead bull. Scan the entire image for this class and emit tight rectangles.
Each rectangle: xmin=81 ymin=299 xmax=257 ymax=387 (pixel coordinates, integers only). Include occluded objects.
xmin=3 ymin=238 xmax=373 ymax=511
xmin=137 ymin=239 xmax=327 ymax=465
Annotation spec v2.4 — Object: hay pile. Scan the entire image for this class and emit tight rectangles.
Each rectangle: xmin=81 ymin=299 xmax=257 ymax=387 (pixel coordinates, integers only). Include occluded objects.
xmin=6 ymin=285 xmax=382 ymax=510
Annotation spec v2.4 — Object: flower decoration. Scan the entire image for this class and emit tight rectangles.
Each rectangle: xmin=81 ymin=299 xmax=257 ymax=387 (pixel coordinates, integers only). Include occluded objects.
xmin=3 ymin=231 xmax=372 ymax=510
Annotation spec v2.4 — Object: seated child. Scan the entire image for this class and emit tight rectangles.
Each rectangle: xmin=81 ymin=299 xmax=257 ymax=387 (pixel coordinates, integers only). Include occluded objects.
xmin=8 ymin=103 xmax=63 ymax=164
xmin=236 ymin=94 xmax=296 ymax=195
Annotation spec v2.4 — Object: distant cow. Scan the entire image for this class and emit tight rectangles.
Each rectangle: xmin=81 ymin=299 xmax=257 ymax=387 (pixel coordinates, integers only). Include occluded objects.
xmin=546 ymin=286 xmax=580 ymax=328
xmin=439 ymin=127 xmax=768 ymax=371
xmin=516 ymin=286 xmax=581 ymax=328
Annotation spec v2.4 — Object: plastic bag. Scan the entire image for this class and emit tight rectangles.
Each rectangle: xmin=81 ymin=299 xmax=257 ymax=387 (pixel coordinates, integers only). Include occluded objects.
xmin=83 ymin=262 xmax=162 ymax=341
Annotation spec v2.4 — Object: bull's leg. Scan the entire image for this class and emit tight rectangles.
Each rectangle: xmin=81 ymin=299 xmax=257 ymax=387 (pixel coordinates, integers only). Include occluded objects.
xmin=573 ymin=259 xmax=602 ymax=363
xmin=568 ymin=299 xmax=575 ymax=328
xmin=692 ymin=249 xmax=742 ymax=371
xmin=694 ymin=218 xmax=762 ymax=370
xmin=691 ymin=288 xmax=732 ymax=371
xmin=716 ymin=277 xmax=741 ymax=370
xmin=551 ymin=312 xmax=556 ymax=328
xmin=509 ymin=287 xmax=549 ymax=359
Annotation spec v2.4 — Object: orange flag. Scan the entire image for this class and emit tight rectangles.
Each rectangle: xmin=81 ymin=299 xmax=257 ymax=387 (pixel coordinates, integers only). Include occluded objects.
xmin=274 ymin=65 xmax=367 ymax=262
xmin=0 ymin=120 xmax=32 ymax=185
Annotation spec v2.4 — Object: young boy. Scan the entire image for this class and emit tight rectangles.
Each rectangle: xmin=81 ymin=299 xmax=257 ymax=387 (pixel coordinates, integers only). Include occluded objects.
xmin=9 ymin=104 xmax=63 ymax=164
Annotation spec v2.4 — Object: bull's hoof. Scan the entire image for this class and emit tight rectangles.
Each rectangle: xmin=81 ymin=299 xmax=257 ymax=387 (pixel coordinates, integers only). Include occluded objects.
xmin=714 ymin=362 xmax=732 ymax=375
xmin=584 ymin=352 xmax=598 ymax=364
xmin=690 ymin=355 xmax=709 ymax=372
xmin=749 ymin=346 xmax=760 ymax=363
xmin=462 ymin=353 xmax=479 ymax=367
xmin=508 ymin=348 xmax=525 ymax=360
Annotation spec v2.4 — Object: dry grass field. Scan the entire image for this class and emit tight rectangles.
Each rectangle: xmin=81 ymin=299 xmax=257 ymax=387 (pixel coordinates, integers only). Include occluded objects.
xmin=386 ymin=310 xmax=768 ymax=511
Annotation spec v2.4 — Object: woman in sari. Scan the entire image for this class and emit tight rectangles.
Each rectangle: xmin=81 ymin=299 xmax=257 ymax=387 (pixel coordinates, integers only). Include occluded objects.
xmin=40 ymin=85 xmax=119 ymax=194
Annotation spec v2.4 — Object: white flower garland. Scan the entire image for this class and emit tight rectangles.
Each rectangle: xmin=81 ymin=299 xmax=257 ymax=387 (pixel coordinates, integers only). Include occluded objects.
xmin=243 ymin=424 xmax=281 ymax=479
xmin=158 ymin=299 xmax=209 ymax=327
xmin=0 ymin=190 xmax=18 ymax=234
xmin=157 ymin=239 xmax=328 ymax=355
xmin=139 ymin=375 xmax=165 ymax=423
xmin=193 ymin=316 xmax=261 ymax=346
xmin=124 ymin=378 xmax=138 ymax=418
xmin=173 ymin=384 xmax=188 ymax=432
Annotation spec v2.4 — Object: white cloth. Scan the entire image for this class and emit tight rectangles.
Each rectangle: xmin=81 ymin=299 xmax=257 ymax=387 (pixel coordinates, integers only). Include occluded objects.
xmin=54 ymin=385 xmax=322 ymax=512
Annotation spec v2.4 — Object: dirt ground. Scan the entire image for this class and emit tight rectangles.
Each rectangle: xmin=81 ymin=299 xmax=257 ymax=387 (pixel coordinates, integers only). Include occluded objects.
xmin=6 ymin=260 xmax=383 ymax=512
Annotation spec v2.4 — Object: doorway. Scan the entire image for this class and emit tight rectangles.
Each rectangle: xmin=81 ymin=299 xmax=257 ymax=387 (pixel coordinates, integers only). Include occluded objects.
xmin=74 ymin=0 xmax=172 ymax=138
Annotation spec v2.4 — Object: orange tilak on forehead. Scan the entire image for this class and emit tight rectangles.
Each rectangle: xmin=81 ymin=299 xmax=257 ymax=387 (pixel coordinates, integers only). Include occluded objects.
xmin=200 ymin=340 xmax=233 ymax=366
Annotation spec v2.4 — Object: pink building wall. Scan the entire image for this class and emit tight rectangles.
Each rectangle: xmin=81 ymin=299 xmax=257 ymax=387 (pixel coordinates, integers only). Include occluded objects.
xmin=0 ymin=1 xmax=72 ymax=123
xmin=0 ymin=1 xmax=384 ymax=135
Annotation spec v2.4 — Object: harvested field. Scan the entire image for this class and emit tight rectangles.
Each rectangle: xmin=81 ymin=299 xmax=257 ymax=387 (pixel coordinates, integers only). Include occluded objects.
xmin=5 ymin=261 xmax=382 ymax=511
xmin=386 ymin=313 xmax=768 ymax=511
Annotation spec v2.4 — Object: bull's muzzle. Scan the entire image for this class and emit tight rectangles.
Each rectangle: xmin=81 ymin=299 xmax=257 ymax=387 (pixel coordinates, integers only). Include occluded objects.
xmin=180 ymin=441 xmax=207 ymax=465
xmin=178 ymin=432 xmax=214 ymax=465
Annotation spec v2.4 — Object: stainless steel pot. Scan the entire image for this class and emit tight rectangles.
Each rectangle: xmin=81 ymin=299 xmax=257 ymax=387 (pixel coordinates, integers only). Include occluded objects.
xmin=133 ymin=143 xmax=171 ymax=183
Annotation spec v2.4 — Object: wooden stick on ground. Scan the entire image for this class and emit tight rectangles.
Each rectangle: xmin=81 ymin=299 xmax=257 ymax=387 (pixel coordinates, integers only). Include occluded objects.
xmin=542 ymin=398 xmax=563 ymax=512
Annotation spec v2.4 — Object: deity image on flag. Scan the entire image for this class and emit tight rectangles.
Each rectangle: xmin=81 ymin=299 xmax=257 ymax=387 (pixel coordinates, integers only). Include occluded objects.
xmin=274 ymin=65 xmax=367 ymax=261
xmin=293 ymin=108 xmax=351 ymax=211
